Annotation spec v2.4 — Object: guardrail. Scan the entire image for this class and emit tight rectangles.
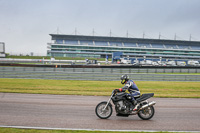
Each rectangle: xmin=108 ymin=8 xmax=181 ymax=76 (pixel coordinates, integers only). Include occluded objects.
xmin=0 ymin=67 xmax=200 ymax=81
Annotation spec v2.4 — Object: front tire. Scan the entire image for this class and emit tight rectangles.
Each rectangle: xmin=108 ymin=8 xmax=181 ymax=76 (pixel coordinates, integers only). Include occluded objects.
xmin=138 ymin=105 xmax=155 ymax=120
xmin=95 ymin=102 xmax=112 ymax=119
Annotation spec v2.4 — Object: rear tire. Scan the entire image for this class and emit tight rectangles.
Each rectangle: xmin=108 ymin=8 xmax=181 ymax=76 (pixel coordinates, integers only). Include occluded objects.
xmin=95 ymin=102 xmax=112 ymax=119
xmin=138 ymin=105 xmax=155 ymax=120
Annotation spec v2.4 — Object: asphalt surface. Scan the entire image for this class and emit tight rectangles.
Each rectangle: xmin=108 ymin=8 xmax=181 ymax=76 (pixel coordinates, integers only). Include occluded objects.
xmin=0 ymin=93 xmax=200 ymax=132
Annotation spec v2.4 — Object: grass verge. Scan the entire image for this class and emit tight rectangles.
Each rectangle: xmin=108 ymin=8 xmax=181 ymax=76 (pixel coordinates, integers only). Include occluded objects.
xmin=6 ymin=55 xmax=110 ymax=61
xmin=0 ymin=78 xmax=200 ymax=98
xmin=0 ymin=127 xmax=188 ymax=133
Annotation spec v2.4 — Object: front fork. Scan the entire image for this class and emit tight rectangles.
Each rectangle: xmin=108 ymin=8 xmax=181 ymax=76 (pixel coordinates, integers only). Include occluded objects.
xmin=103 ymin=92 xmax=114 ymax=111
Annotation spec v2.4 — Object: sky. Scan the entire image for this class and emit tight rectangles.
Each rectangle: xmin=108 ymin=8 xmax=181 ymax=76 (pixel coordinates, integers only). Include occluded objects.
xmin=0 ymin=0 xmax=200 ymax=56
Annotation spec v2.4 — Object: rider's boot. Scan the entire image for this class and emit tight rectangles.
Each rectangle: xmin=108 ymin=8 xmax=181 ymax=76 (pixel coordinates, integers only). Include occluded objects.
xmin=130 ymin=100 xmax=139 ymax=111
xmin=133 ymin=102 xmax=139 ymax=111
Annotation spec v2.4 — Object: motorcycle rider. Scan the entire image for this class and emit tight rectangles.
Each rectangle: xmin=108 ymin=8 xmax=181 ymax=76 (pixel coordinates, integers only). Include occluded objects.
xmin=115 ymin=74 xmax=140 ymax=111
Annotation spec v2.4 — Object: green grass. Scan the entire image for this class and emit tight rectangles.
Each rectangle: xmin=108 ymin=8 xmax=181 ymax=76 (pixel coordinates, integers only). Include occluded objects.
xmin=0 ymin=78 xmax=200 ymax=98
xmin=151 ymin=73 xmax=200 ymax=75
xmin=0 ymin=127 xmax=189 ymax=133
xmin=6 ymin=55 xmax=110 ymax=61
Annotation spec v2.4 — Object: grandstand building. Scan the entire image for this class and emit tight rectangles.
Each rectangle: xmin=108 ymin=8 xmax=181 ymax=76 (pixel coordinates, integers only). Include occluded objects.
xmin=47 ymin=34 xmax=200 ymax=61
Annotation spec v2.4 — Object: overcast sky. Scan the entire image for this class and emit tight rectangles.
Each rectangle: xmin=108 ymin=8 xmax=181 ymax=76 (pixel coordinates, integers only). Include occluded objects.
xmin=0 ymin=0 xmax=200 ymax=56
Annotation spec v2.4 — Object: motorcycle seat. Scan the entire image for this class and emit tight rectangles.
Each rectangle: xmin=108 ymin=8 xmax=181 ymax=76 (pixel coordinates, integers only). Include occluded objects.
xmin=136 ymin=93 xmax=154 ymax=102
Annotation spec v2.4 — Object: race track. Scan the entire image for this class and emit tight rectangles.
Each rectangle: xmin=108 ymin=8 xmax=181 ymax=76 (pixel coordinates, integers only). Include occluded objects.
xmin=0 ymin=93 xmax=200 ymax=132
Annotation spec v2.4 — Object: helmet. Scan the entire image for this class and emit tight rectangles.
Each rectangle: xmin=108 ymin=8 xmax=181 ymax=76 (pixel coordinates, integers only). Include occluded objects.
xmin=120 ymin=74 xmax=129 ymax=84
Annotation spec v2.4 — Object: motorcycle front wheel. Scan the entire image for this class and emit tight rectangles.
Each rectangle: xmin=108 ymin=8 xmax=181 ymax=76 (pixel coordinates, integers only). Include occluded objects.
xmin=138 ymin=106 xmax=155 ymax=120
xmin=95 ymin=102 xmax=112 ymax=119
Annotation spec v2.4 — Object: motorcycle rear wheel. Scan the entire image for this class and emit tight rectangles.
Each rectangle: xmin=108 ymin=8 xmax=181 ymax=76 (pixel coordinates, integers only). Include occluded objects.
xmin=95 ymin=102 xmax=112 ymax=119
xmin=138 ymin=106 xmax=155 ymax=120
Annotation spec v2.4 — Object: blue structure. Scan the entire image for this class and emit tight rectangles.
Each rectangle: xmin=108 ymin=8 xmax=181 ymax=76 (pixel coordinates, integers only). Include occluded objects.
xmin=112 ymin=52 xmax=123 ymax=63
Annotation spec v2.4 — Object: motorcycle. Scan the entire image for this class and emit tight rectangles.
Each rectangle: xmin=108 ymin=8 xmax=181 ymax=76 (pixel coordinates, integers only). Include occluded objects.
xmin=95 ymin=90 xmax=156 ymax=120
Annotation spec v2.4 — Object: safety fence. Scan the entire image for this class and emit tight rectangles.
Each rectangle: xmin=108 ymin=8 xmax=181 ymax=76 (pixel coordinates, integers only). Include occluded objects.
xmin=0 ymin=67 xmax=200 ymax=81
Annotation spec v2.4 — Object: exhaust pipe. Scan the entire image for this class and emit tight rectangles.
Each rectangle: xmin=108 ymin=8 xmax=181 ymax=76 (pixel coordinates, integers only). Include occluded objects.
xmin=139 ymin=101 xmax=156 ymax=111
xmin=131 ymin=101 xmax=156 ymax=115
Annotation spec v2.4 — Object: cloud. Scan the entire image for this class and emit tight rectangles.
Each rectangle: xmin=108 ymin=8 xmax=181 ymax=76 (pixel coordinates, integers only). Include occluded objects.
xmin=0 ymin=0 xmax=199 ymax=55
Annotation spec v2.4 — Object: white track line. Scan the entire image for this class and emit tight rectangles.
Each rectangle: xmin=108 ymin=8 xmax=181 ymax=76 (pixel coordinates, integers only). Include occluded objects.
xmin=0 ymin=125 xmax=200 ymax=132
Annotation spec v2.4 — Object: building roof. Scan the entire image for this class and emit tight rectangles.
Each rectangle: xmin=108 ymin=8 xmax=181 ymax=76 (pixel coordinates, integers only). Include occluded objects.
xmin=50 ymin=34 xmax=200 ymax=46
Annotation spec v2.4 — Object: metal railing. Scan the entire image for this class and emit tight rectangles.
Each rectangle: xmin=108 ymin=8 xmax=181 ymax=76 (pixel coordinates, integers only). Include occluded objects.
xmin=0 ymin=67 xmax=200 ymax=81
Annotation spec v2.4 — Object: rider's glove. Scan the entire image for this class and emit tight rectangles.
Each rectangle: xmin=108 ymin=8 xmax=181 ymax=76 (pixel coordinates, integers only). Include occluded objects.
xmin=114 ymin=89 xmax=119 ymax=93
xmin=114 ymin=88 xmax=122 ymax=93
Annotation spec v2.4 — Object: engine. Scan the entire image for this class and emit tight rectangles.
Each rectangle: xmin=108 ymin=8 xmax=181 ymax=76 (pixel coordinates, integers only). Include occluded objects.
xmin=115 ymin=100 xmax=130 ymax=114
